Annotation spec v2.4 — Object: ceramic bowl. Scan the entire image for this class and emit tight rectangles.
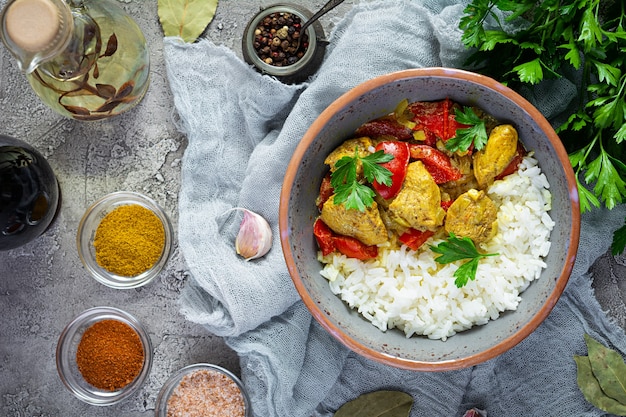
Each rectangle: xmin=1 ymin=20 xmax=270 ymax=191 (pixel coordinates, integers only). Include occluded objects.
xmin=279 ymin=68 xmax=581 ymax=371
xmin=76 ymin=191 xmax=173 ymax=289
xmin=154 ymin=363 xmax=251 ymax=417
xmin=56 ymin=306 xmax=153 ymax=405
xmin=242 ymin=3 xmax=327 ymax=84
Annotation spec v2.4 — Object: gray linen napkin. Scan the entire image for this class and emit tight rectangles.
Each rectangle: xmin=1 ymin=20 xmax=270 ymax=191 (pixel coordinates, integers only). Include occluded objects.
xmin=164 ymin=1 xmax=626 ymax=416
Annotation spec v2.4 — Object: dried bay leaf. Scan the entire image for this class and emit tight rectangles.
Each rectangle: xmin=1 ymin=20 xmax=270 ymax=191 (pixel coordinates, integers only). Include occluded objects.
xmin=334 ymin=390 xmax=413 ymax=417
xmin=63 ymin=105 xmax=92 ymax=116
xmin=114 ymin=81 xmax=135 ymax=100
xmin=102 ymin=34 xmax=118 ymax=57
xmin=575 ymin=355 xmax=626 ymax=415
xmin=95 ymin=100 xmax=122 ymax=113
xmin=96 ymin=84 xmax=116 ymax=99
xmin=584 ymin=334 xmax=626 ymax=404
xmin=158 ymin=0 xmax=218 ymax=43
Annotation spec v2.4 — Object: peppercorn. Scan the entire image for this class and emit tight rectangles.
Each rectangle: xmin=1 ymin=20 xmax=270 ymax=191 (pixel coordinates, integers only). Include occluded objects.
xmin=252 ymin=11 xmax=309 ymax=67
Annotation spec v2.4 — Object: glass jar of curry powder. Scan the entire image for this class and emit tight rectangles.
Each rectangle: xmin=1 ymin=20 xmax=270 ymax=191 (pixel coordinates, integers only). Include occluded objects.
xmin=76 ymin=191 xmax=173 ymax=289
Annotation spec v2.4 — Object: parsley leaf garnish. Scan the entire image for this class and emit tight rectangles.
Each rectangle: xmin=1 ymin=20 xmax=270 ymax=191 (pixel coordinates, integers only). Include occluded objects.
xmin=430 ymin=233 xmax=498 ymax=288
xmin=446 ymin=107 xmax=489 ymax=153
xmin=330 ymin=148 xmax=393 ymax=211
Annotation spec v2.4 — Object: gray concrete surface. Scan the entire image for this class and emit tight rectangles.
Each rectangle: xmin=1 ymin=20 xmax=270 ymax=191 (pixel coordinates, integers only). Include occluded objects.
xmin=0 ymin=0 xmax=358 ymax=415
xmin=592 ymin=252 xmax=626 ymax=330
xmin=0 ymin=0 xmax=624 ymax=416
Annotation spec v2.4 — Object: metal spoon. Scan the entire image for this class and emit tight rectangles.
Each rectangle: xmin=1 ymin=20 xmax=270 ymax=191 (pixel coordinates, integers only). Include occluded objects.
xmin=296 ymin=0 xmax=346 ymax=52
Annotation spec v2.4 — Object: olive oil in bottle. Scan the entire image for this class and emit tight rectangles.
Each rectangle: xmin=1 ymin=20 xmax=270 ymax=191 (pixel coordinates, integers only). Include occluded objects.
xmin=0 ymin=0 xmax=150 ymax=120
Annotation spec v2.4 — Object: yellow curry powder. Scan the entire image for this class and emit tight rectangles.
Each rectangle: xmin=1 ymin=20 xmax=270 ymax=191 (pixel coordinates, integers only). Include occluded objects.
xmin=94 ymin=204 xmax=165 ymax=277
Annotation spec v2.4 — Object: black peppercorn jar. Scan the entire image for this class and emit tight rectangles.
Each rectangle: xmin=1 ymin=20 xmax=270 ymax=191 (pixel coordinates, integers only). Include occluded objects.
xmin=0 ymin=134 xmax=60 ymax=251
xmin=242 ymin=4 xmax=327 ymax=84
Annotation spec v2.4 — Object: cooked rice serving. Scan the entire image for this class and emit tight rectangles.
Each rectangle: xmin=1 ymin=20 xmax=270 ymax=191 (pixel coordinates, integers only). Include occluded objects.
xmin=318 ymin=155 xmax=554 ymax=341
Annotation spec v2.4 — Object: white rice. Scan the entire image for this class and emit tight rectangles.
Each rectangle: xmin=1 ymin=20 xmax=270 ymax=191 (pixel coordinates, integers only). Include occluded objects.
xmin=318 ymin=155 xmax=554 ymax=341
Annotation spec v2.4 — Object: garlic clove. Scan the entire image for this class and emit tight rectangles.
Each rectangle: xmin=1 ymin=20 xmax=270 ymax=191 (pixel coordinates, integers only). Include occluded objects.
xmin=233 ymin=208 xmax=273 ymax=261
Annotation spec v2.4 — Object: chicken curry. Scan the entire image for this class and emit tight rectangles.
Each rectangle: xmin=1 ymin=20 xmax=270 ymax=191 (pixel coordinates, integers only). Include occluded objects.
xmin=313 ymin=99 xmax=525 ymax=260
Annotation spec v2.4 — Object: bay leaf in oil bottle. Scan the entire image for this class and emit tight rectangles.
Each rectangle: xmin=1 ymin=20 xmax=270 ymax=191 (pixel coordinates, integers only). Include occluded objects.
xmin=334 ymin=390 xmax=413 ymax=417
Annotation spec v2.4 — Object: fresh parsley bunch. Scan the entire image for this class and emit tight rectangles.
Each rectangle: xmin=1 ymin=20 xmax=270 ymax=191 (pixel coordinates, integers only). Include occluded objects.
xmin=459 ymin=0 xmax=626 ymax=253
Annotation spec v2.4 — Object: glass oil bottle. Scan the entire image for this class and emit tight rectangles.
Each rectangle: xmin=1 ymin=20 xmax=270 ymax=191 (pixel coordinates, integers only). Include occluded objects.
xmin=0 ymin=0 xmax=150 ymax=120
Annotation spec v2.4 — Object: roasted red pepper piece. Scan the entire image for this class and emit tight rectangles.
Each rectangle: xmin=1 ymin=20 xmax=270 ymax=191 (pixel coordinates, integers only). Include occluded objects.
xmin=317 ymin=173 xmax=334 ymax=210
xmin=333 ymin=235 xmax=379 ymax=260
xmin=314 ymin=218 xmax=378 ymax=260
xmin=313 ymin=218 xmax=336 ymax=256
xmin=398 ymin=228 xmax=435 ymax=251
xmin=419 ymin=128 xmax=438 ymax=147
xmin=408 ymin=99 xmax=456 ymax=141
xmin=408 ymin=100 xmax=446 ymax=139
xmin=354 ymin=117 xmax=413 ymax=140
xmin=410 ymin=99 xmax=471 ymax=142
xmin=441 ymin=199 xmax=454 ymax=211
xmin=372 ymin=141 xmax=410 ymax=199
xmin=408 ymin=144 xmax=463 ymax=184
xmin=495 ymin=141 xmax=527 ymax=180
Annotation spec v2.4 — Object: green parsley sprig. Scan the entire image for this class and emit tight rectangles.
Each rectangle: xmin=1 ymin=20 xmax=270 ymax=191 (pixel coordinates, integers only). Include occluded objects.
xmin=446 ymin=106 xmax=489 ymax=153
xmin=330 ymin=148 xmax=393 ymax=211
xmin=459 ymin=0 xmax=626 ymax=253
xmin=430 ymin=233 xmax=498 ymax=288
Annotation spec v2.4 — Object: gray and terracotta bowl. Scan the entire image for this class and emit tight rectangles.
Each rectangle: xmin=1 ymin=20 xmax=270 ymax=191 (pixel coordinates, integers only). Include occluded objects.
xmin=279 ymin=68 xmax=580 ymax=371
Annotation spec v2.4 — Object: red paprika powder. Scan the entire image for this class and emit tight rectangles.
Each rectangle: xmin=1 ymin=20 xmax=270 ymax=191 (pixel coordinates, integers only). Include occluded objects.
xmin=76 ymin=319 xmax=144 ymax=391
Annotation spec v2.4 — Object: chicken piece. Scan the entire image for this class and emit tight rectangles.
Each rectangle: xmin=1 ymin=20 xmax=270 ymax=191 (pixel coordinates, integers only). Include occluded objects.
xmin=387 ymin=161 xmax=445 ymax=231
xmin=444 ymin=189 xmax=497 ymax=244
xmin=377 ymin=202 xmax=408 ymax=237
xmin=473 ymin=124 xmax=519 ymax=189
xmin=324 ymin=137 xmax=375 ymax=176
xmin=320 ymin=197 xmax=388 ymax=246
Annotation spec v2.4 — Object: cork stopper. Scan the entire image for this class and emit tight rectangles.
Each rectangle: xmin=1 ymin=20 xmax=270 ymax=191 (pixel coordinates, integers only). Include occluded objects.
xmin=4 ymin=0 xmax=62 ymax=52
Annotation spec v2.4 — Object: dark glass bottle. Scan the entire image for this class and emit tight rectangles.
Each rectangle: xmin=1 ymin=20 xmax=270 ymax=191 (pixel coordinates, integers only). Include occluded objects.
xmin=0 ymin=134 xmax=60 ymax=250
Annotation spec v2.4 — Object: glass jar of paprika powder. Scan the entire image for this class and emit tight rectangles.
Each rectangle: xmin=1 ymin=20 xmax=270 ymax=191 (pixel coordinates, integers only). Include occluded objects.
xmin=56 ymin=306 xmax=153 ymax=405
